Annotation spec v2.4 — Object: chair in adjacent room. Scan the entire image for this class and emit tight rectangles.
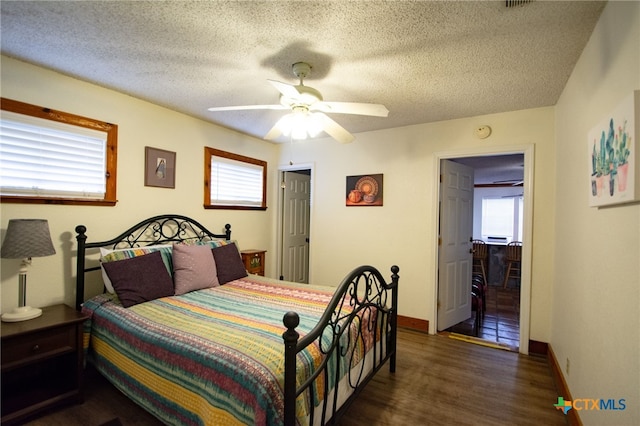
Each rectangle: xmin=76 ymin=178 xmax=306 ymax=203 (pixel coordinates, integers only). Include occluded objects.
xmin=471 ymin=282 xmax=483 ymax=336
xmin=503 ymin=241 xmax=522 ymax=288
xmin=472 ymin=239 xmax=488 ymax=287
xmin=472 ymin=274 xmax=487 ymax=317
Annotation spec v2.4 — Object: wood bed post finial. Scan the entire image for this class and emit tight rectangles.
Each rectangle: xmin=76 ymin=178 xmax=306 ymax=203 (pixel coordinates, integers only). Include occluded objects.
xmin=282 ymin=311 xmax=300 ymax=426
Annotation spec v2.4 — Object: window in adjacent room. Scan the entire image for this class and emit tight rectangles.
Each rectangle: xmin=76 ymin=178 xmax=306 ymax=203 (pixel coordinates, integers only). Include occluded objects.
xmin=480 ymin=196 xmax=523 ymax=242
xmin=204 ymin=147 xmax=267 ymax=210
xmin=0 ymin=98 xmax=118 ymax=206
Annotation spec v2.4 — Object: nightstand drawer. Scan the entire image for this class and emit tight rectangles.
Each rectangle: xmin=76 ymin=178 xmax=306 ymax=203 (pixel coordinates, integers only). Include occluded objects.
xmin=2 ymin=326 xmax=75 ymax=367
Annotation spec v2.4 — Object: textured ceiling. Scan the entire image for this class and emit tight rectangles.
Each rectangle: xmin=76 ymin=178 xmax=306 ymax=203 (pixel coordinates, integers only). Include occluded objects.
xmin=1 ymin=0 xmax=605 ymax=145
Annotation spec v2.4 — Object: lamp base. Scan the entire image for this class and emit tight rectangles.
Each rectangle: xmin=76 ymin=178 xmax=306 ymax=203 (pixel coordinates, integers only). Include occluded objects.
xmin=1 ymin=306 xmax=43 ymax=322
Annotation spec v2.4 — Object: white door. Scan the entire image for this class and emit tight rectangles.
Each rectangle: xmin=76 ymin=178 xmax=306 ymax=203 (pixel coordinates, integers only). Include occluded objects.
xmin=437 ymin=160 xmax=474 ymax=331
xmin=281 ymin=170 xmax=310 ymax=283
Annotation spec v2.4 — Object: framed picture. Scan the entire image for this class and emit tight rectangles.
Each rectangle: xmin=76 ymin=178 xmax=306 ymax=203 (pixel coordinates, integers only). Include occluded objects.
xmin=588 ymin=90 xmax=639 ymax=207
xmin=346 ymin=173 xmax=383 ymax=206
xmin=145 ymin=146 xmax=176 ymax=188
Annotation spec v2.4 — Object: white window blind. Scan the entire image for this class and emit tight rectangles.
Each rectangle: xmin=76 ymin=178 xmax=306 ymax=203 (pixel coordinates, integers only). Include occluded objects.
xmin=0 ymin=111 xmax=107 ymax=199
xmin=481 ymin=197 xmax=515 ymax=241
xmin=480 ymin=196 xmax=524 ymax=242
xmin=210 ymin=155 xmax=263 ymax=207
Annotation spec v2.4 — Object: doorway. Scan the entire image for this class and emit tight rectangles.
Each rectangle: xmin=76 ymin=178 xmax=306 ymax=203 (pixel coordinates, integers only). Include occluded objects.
xmin=434 ymin=146 xmax=533 ymax=354
xmin=277 ymin=166 xmax=312 ymax=283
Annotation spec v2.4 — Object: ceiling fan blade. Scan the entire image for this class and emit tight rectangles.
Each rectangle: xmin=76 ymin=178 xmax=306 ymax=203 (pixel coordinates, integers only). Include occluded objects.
xmin=264 ymin=114 xmax=291 ymax=140
xmin=493 ymin=179 xmax=524 ymax=186
xmin=313 ymin=101 xmax=389 ymax=117
xmin=316 ymin=113 xmax=355 ymax=144
xmin=208 ymin=104 xmax=286 ymax=112
xmin=267 ymin=79 xmax=301 ymax=99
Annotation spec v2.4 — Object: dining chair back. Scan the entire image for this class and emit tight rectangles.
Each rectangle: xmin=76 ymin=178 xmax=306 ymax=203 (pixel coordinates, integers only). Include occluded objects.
xmin=503 ymin=241 xmax=522 ymax=288
xmin=472 ymin=239 xmax=488 ymax=287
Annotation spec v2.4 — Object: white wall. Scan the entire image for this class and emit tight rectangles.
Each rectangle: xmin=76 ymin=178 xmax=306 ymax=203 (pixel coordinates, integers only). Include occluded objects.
xmin=553 ymin=2 xmax=640 ymax=425
xmin=0 ymin=56 xmax=279 ymax=312
xmin=277 ymin=105 xmax=556 ymax=343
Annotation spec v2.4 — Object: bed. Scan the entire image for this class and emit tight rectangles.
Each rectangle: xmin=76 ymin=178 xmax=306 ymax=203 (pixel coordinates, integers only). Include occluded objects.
xmin=75 ymin=214 xmax=399 ymax=425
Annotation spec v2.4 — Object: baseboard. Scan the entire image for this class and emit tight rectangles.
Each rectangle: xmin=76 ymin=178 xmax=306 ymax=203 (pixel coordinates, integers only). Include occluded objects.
xmin=548 ymin=344 xmax=582 ymax=426
xmin=397 ymin=315 xmax=429 ymax=333
xmin=528 ymin=339 xmax=548 ymax=356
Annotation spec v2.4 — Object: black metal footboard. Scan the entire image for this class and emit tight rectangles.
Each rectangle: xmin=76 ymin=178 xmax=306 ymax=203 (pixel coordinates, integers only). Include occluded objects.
xmin=282 ymin=265 xmax=400 ymax=425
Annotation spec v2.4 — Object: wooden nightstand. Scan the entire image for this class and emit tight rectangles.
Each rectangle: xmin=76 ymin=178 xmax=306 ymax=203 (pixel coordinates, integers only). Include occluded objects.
xmin=1 ymin=304 xmax=89 ymax=425
xmin=241 ymin=249 xmax=266 ymax=276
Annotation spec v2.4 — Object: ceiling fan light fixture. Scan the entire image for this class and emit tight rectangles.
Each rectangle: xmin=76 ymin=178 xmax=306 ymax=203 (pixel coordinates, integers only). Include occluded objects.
xmin=306 ymin=113 xmax=324 ymax=137
xmin=290 ymin=127 xmax=308 ymax=140
xmin=278 ymin=109 xmax=325 ymax=140
xmin=278 ymin=111 xmax=307 ymax=140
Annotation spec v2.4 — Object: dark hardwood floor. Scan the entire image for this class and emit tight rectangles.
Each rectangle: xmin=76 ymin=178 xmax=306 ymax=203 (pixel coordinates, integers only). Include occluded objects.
xmin=24 ymin=329 xmax=566 ymax=426
xmin=447 ymin=284 xmax=521 ymax=349
xmin=340 ymin=330 xmax=566 ymax=426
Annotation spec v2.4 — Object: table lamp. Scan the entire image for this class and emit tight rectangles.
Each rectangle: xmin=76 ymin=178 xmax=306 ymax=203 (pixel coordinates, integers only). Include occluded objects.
xmin=1 ymin=219 xmax=56 ymax=322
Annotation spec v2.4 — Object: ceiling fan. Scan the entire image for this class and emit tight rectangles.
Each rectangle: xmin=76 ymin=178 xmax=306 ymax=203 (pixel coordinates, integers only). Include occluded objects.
xmin=207 ymin=62 xmax=389 ymax=144
xmin=493 ymin=179 xmax=524 ymax=186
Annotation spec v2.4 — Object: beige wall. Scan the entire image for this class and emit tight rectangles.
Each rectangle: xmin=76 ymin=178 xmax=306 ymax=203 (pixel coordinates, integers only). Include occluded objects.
xmin=553 ymin=2 xmax=640 ymax=425
xmin=0 ymin=59 xmax=558 ymax=346
xmin=276 ymin=106 xmax=556 ymax=344
xmin=0 ymin=56 xmax=279 ymax=311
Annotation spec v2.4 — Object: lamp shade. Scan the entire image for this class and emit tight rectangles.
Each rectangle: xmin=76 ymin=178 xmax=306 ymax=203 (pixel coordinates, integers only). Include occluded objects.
xmin=1 ymin=219 xmax=56 ymax=259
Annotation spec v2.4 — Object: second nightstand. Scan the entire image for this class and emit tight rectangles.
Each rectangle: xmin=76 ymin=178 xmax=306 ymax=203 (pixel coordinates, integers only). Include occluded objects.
xmin=240 ymin=249 xmax=266 ymax=276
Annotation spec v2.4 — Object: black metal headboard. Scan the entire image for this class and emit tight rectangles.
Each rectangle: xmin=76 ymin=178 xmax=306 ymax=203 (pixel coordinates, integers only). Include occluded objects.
xmin=75 ymin=214 xmax=231 ymax=310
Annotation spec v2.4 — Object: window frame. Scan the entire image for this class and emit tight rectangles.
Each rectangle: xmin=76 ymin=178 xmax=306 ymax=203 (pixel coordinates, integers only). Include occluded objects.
xmin=0 ymin=98 xmax=118 ymax=206
xmin=204 ymin=146 xmax=267 ymax=210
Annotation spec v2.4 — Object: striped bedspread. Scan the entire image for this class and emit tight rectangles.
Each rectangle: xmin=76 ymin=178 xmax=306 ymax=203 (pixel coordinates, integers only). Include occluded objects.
xmin=82 ymin=276 xmax=364 ymax=425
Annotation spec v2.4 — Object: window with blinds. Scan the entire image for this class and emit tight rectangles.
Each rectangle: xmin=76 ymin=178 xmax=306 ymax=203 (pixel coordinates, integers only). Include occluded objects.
xmin=480 ymin=196 xmax=524 ymax=242
xmin=0 ymin=98 xmax=117 ymax=206
xmin=204 ymin=147 xmax=267 ymax=210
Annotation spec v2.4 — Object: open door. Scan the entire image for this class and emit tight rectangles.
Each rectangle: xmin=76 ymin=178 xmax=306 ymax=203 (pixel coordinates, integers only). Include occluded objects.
xmin=280 ymin=170 xmax=310 ymax=283
xmin=437 ymin=160 xmax=474 ymax=331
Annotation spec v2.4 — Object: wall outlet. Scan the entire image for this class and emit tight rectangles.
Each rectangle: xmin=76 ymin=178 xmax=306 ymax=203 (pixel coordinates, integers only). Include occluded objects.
xmin=566 ymin=358 xmax=570 ymax=376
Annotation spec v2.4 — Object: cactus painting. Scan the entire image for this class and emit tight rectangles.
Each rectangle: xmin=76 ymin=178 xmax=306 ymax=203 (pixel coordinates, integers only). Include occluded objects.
xmin=588 ymin=91 xmax=639 ymax=207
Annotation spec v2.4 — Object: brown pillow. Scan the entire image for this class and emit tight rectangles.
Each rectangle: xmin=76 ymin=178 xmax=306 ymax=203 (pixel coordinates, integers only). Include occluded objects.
xmin=173 ymin=243 xmax=219 ymax=295
xmin=211 ymin=242 xmax=248 ymax=284
xmin=102 ymin=250 xmax=174 ymax=308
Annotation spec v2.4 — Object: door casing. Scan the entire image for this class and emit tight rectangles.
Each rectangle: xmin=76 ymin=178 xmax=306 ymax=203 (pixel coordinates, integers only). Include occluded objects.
xmin=433 ymin=145 xmax=534 ymax=354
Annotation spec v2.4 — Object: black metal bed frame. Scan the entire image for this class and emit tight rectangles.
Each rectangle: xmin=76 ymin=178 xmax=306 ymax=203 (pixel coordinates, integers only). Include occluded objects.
xmin=74 ymin=214 xmax=399 ymax=426
xmin=74 ymin=214 xmax=231 ymax=311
